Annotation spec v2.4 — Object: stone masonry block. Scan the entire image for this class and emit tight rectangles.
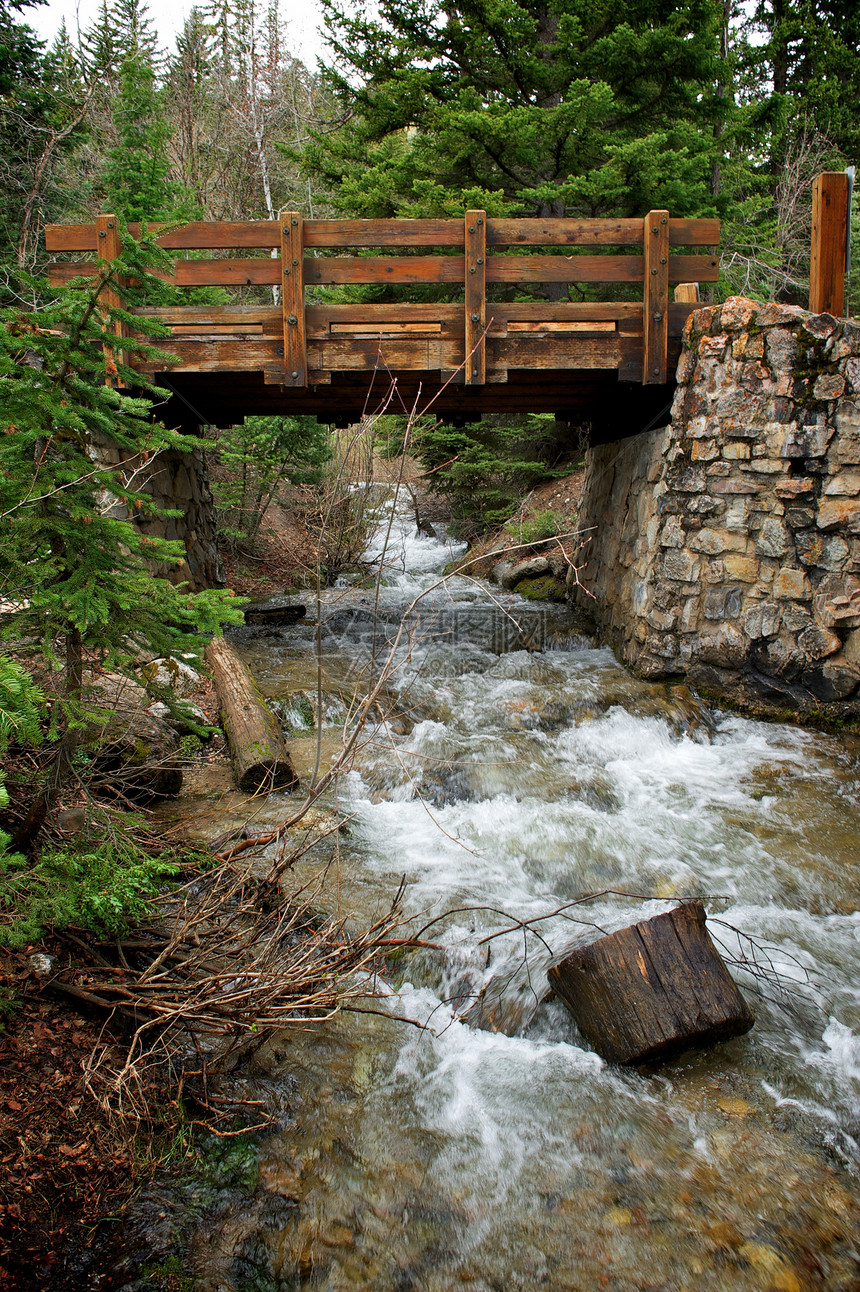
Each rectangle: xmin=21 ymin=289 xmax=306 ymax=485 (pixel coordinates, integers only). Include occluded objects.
xmin=662 ymin=549 xmax=700 ymax=582
xmin=823 ymin=473 xmax=860 ymax=497
xmin=773 ymin=567 xmax=811 ymax=600
xmin=756 ymin=518 xmax=791 ymax=558
xmin=723 ymin=553 xmax=760 ymax=582
xmin=814 ymin=373 xmax=846 ymax=401
xmin=722 ymin=442 xmax=751 ymax=460
xmin=817 ymin=499 xmax=860 ymax=532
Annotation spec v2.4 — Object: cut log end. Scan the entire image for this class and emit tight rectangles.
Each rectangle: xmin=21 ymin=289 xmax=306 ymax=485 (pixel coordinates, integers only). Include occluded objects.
xmin=548 ymin=900 xmax=754 ymax=1066
xmin=236 ymin=757 xmax=299 ymax=795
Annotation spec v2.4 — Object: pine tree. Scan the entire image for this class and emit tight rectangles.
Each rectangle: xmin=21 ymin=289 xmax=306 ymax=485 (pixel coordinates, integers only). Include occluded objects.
xmin=101 ymin=48 xmax=178 ymax=222
xmin=0 ymin=0 xmax=88 ymax=273
xmin=307 ymin=0 xmax=728 ymax=221
xmin=745 ymin=0 xmax=860 ymax=163
xmin=0 ymin=228 xmax=242 ymax=728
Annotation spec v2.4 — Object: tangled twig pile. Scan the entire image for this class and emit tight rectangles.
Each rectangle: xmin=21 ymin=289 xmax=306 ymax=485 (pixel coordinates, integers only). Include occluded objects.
xmin=51 ymin=855 xmax=406 ymax=1129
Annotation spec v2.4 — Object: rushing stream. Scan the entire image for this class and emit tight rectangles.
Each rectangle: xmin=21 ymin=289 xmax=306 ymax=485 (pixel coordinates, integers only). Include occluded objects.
xmin=113 ymin=494 xmax=860 ymax=1291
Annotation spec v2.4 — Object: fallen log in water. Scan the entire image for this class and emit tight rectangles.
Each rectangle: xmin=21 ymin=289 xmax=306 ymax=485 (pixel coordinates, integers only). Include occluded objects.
xmin=243 ymin=600 xmax=307 ymax=626
xmin=206 ymin=636 xmax=298 ymax=793
xmin=548 ymin=900 xmax=754 ymax=1065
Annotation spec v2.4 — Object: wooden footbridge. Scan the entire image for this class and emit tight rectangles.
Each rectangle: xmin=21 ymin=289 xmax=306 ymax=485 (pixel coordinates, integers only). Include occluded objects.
xmin=46 ymin=209 xmax=722 ymax=429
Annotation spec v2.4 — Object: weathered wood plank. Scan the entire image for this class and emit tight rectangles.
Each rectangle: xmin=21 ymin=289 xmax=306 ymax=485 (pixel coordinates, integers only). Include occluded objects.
xmin=505 ymin=320 xmax=616 ymax=333
xmin=49 ymin=259 xmax=282 ymax=286
xmin=170 ymin=323 xmax=263 ymax=335
xmin=488 ymin=218 xmax=641 ymax=246
xmin=307 ymin=303 xmax=463 ymax=327
xmin=488 ymin=254 xmax=644 ymax=283
xmin=281 ymin=212 xmax=306 ymax=386
xmin=48 ymin=250 xmax=717 ymax=289
xmin=46 ymin=220 xmax=282 ymax=251
xmin=486 ymin=253 xmax=717 ymax=284
xmin=46 ymin=215 xmax=719 ymax=254
xmin=668 ymin=254 xmax=719 ymax=281
xmin=307 ymin=337 xmax=461 ymax=370
xmin=810 ymin=171 xmax=849 ymax=316
xmin=486 ymin=217 xmax=718 ymax=246
xmin=303 ymin=256 xmax=466 ymax=285
xmin=670 ymin=218 xmax=720 ymax=246
xmin=465 ymin=210 xmax=487 ymax=385
xmin=328 ymin=321 xmax=444 ymax=335
xmin=494 ymin=302 xmax=642 ymax=323
xmin=548 ymin=901 xmax=754 ymax=1065
xmin=643 ymin=210 xmax=670 ymax=384
xmin=137 ymin=306 xmax=281 ymax=325
xmin=488 ymin=335 xmax=620 ymax=369
xmin=136 ymin=338 xmax=284 ymax=372
xmin=304 ymin=219 xmax=463 ymax=247
xmin=668 ymin=301 xmax=697 ymax=333
xmin=674 ymin=282 xmax=700 ymax=304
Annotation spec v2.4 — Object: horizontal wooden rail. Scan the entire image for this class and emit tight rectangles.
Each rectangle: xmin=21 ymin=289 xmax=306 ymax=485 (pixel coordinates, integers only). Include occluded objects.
xmin=46 ymin=208 xmax=721 ymax=389
xmin=49 ymin=252 xmax=718 ymax=288
xmin=45 ymin=216 xmax=719 ymax=253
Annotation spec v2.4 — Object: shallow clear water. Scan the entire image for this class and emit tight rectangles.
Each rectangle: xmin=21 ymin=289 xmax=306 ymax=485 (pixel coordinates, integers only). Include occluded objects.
xmin=130 ymin=496 xmax=860 ymax=1291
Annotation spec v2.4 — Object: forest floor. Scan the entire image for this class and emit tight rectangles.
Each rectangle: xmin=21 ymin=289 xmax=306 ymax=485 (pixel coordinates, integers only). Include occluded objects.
xmin=0 ymin=465 xmax=585 ymax=1289
xmin=448 ymin=467 xmax=587 ymax=579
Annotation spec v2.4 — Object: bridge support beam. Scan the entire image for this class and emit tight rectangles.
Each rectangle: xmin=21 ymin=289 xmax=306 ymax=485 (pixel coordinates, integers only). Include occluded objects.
xmin=465 ymin=210 xmax=487 ymax=384
xmin=642 ymin=209 xmax=670 ymax=384
xmin=574 ymin=295 xmax=860 ymax=723
xmin=281 ymin=211 xmax=307 ymax=386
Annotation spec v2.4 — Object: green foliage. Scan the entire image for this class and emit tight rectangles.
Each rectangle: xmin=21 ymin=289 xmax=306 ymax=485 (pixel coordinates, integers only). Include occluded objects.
xmin=0 ymin=225 xmax=243 ymax=710
xmin=743 ymin=0 xmax=860 ymax=165
xmin=0 ymin=817 xmax=179 ymax=946
xmin=413 ymin=414 xmax=565 ymax=535
xmin=0 ymin=985 xmax=19 ymax=1029
xmin=212 ymin=415 xmax=331 ymax=550
xmin=0 ymin=0 xmax=88 ymax=272
xmin=101 ymin=48 xmax=179 ymax=223
xmin=0 ymin=654 xmax=46 ymax=864
xmin=848 ymin=195 xmax=860 ymax=322
xmin=307 ymin=0 xmax=726 ymax=223
xmin=0 ymin=655 xmax=46 ymax=753
xmin=504 ymin=508 xmax=559 ymax=545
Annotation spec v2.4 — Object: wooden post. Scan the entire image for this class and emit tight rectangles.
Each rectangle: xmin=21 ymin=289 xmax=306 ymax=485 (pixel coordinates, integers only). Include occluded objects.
xmin=465 ymin=210 xmax=486 ymax=385
xmin=810 ymin=172 xmax=849 ymax=317
xmin=643 ymin=209 xmax=670 ymax=384
xmin=281 ymin=211 xmax=307 ymax=386
xmin=674 ymin=282 xmax=700 ymax=304
xmin=96 ymin=213 xmax=125 ymax=384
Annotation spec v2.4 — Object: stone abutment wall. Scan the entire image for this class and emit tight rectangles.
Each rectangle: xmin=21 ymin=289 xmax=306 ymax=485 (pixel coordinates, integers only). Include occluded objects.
xmin=96 ymin=439 xmax=224 ymax=590
xmin=575 ymin=296 xmax=860 ymax=720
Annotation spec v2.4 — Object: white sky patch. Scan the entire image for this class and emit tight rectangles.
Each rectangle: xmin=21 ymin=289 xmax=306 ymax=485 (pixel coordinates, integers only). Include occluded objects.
xmin=26 ymin=0 xmax=329 ymax=66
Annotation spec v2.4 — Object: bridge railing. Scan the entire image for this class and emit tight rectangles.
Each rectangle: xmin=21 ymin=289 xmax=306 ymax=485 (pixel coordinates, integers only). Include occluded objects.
xmin=45 ymin=212 xmax=720 ymax=387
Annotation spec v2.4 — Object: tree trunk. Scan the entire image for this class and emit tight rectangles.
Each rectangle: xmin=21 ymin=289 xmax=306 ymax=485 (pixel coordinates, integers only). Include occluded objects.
xmin=206 ymin=636 xmax=298 ymax=793
xmin=548 ymin=901 xmax=754 ymax=1065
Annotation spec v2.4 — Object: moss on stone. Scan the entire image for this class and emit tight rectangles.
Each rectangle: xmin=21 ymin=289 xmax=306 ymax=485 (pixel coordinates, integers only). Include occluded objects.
xmin=513 ymin=574 xmax=567 ymax=602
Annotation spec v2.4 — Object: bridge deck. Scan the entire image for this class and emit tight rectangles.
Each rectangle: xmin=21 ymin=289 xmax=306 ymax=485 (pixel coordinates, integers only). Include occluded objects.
xmin=45 ymin=211 xmax=719 ymax=427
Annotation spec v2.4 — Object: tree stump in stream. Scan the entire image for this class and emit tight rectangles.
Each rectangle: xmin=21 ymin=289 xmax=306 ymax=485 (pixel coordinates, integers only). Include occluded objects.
xmin=547 ymin=901 xmax=754 ymax=1065
xmin=206 ymin=636 xmax=298 ymax=793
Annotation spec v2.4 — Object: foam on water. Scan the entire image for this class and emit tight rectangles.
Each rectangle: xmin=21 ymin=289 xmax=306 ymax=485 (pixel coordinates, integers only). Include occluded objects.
xmin=167 ymin=490 xmax=860 ymax=1289
xmin=336 ymin=496 xmax=860 ymax=1190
